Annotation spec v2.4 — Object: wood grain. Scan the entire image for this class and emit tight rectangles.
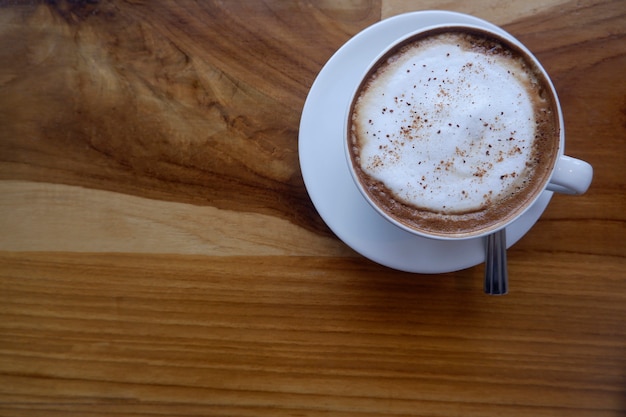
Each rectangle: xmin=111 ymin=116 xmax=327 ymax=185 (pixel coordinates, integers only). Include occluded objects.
xmin=0 ymin=0 xmax=378 ymax=237
xmin=1 ymin=251 xmax=625 ymax=416
xmin=0 ymin=0 xmax=625 ymax=416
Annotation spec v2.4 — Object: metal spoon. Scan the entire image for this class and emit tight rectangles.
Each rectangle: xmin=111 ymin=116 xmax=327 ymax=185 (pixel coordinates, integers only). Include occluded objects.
xmin=484 ymin=228 xmax=508 ymax=295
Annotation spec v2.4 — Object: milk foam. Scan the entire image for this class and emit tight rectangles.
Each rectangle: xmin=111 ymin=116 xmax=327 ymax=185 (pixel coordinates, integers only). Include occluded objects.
xmin=353 ymin=34 xmax=537 ymax=214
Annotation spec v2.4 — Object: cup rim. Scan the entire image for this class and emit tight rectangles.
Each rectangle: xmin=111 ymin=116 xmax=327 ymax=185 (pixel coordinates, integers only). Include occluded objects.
xmin=344 ymin=23 xmax=564 ymax=241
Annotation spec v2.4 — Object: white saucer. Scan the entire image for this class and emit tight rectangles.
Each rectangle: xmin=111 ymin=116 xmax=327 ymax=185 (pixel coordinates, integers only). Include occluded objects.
xmin=298 ymin=11 xmax=553 ymax=273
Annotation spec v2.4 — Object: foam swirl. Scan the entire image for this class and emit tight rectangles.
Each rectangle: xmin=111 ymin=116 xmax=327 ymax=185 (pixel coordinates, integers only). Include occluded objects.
xmin=352 ymin=32 xmax=538 ymax=214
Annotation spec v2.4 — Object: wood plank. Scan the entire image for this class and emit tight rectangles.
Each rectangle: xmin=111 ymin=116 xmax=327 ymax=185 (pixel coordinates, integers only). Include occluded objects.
xmin=0 ymin=252 xmax=625 ymax=416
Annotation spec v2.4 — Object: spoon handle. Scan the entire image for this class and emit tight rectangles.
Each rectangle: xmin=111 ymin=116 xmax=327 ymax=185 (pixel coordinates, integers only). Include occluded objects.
xmin=484 ymin=228 xmax=509 ymax=295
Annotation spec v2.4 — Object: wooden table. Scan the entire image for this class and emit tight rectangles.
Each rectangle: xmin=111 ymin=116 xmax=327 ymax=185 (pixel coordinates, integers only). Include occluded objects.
xmin=1 ymin=1 xmax=624 ymax=415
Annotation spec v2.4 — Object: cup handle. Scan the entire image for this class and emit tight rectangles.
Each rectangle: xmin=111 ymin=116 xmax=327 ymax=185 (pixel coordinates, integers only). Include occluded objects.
xmin=546 ymin=155 xmax=593 ymax=195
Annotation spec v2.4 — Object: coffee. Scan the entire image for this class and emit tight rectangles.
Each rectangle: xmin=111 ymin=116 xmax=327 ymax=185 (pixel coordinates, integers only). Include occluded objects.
xmin=347 ymin=27 xmax=560 ymax=238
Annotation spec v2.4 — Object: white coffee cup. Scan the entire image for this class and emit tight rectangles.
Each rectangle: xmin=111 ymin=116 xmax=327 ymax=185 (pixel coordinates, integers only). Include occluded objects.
xmin=345 ymin=23 xmax=593 ymax=240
